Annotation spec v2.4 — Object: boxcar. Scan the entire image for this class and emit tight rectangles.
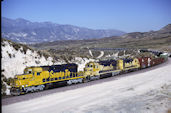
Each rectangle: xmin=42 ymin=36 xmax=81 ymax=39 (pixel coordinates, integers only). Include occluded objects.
xmin=138 ymin=57 xmax=152 ymax=68
xmin=151 ymin=57 xmax=164 ymax=66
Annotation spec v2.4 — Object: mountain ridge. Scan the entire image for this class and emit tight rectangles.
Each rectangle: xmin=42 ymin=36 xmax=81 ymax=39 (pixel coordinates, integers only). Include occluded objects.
xmin=31 ymin=23 xmax=171 ymax=52
xmin=2 ymin=17 xmax=126 ymax=44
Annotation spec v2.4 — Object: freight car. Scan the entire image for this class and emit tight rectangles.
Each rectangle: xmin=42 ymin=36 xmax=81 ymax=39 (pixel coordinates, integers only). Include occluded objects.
xmin=10 ymin=52 xmax=168 ymax=95
xmin=151 ymin=57 xmax=165 ymax=66
xmin=138 ymin=57 xmax=152 ymax=68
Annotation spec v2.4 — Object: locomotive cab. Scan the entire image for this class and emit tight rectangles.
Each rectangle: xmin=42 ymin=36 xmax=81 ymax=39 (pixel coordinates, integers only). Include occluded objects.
xmin=11 ymin=67 xmax=46 ymax=95
xmin=84 ymin=62 xmax=101 ymax=77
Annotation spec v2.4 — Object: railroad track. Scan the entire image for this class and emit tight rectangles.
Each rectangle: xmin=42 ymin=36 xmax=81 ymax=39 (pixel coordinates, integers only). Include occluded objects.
xmin=2 ymin=58 xmax=169 ymax=106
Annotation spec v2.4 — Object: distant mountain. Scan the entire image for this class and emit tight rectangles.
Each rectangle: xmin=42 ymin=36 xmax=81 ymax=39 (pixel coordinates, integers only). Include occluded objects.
xmin=2 ymin=17 xmax=126 ymax=44
xmin=31 ymin=24 xmax=171 ymax=52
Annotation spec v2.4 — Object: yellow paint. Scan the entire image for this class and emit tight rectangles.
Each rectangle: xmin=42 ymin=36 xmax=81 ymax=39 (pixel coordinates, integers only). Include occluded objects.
xmin=123 ymin=58 xmax=140 ymax=71
xmin=117 ymin=60 xmax=124 ymax=70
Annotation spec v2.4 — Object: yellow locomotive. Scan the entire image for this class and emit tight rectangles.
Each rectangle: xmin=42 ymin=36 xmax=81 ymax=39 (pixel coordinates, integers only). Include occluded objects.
xmin=84 ymin=58 xmax=140 ymax=80
xmin=11 ymin=64 xmax=84 ymax=95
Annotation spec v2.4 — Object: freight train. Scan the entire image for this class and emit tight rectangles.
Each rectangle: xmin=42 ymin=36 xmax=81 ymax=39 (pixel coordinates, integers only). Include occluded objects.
xmin=10 ymin=52 xmax=168 ymax=95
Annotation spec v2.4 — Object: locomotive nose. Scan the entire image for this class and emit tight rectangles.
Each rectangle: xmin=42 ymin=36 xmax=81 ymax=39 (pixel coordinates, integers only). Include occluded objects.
xmin=12 ymin=79 xmax=21 ymax=87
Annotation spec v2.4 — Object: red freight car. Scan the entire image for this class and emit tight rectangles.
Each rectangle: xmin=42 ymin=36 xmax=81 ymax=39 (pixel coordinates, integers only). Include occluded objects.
xmin=138 ymin=57 xmax=152 ymax=69
xmin=151 ymin=57 xmax=164 ymax=66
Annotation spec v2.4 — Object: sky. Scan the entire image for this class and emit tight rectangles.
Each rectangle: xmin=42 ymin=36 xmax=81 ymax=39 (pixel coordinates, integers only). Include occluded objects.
xmin=2 ymin=0 xmax=171 ymax=32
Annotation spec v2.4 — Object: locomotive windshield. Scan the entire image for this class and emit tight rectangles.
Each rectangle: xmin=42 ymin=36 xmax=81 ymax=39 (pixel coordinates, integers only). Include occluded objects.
xmin=24 ymin=69 xmax=33 ymax=74
xmin=87 ymin=64 xmax=93 ymax=67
